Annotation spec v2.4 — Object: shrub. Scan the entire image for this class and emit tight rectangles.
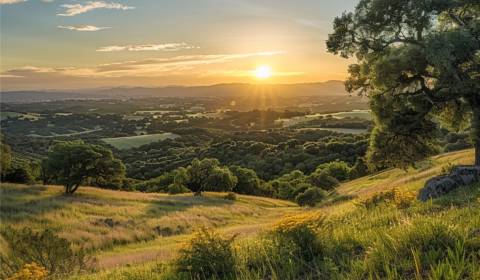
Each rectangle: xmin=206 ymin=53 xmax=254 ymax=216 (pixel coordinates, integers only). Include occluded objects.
xmin=223 ymin=192 xmax=237 ymax=201
xmin=295 ymin=187 xmax=327 ymax=207
xmin=0 ymin=228 xmax=91 ymax=279
xmin=316 ymin=161 xmax=352 ymax=181
xmin=307 ymin=169 xmax=339 ymax=190
xmin=271 ymin=211 xmax=324 ymax=260
xmin=167 ymin=183 xmax=190 ymax=194
xmin=356 ymin=188 xmax=416 ymax=209
xmin=7 ymin=263 xmax=47 ymax=280
xmin=4 ymin=164 xmax=35 ymax=184
xmin=174 ymin=228 xmax=236 ymax=279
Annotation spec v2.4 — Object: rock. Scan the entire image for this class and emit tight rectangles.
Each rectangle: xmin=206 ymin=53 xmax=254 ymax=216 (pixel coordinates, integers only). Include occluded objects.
xmin=418 ymin=165 xmax=480 ymax=201
xmin=418 ymin=176 xmax=459 ymax=201
xmin=104 ymin=218 xmax=115 ymax=228
xmin=450 ymin=166 xmax=480 ymax=185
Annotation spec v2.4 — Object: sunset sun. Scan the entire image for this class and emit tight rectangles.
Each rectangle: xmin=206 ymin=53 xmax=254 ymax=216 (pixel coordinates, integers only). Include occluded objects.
xmin=254 ymin=65 xmax=273 ymax=80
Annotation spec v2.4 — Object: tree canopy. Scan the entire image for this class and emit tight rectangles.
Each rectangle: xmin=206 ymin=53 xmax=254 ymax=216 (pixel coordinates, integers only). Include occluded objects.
xmin=44 ymin=141 xmax=125 ymax=194
xmin=327 ymin=0 xmax=480 ymax=167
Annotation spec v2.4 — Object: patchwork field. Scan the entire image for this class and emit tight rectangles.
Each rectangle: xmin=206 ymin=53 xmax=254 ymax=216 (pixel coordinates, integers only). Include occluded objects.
xmin=101 ymin=133 xmax=180 ymax=150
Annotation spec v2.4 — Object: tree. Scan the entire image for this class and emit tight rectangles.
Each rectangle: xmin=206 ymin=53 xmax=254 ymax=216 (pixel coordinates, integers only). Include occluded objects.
xmin=307 ymin=169 xmax=339 ymax=190
xmin=230 ymin=165 xmax=261 ymax=195
xmin=44 ymin=141 xmax=125 ymax=194
xmin=295 ymin=187 xmax=327 ymax=207
xmin=186 ymin=158 xmax=237 ymax=195
xmin=0 ymin=142 xmax=12 ymax=179
xmin=327 ymin=0 xmax=480 ymax=167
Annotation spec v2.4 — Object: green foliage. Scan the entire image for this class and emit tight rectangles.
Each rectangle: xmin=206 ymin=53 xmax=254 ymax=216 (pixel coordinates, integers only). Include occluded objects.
xmin=167 ymin=183 xmax=190 ymax=195
xmin=44 ymin=141 xmax=126 ymax=194
xmin=0 ymin=228 xmax=90 ymax=279
xmin=4 ymin=163 xmax=35 ymax=184
xmin=307 ymin=168 xmax=339 ymax=190
xmin=316 ymin=160 xmax=352 ymax=181
xmin=174 ymin=228 xmax=236 ymax=279
xmin=327 ymin=0 xmax=480 ymax=166
xmin=230 ymin=165 xmax=261 ymax=195
xmin=0 ymin=142 xmax=12 ymax=178
xmin=186 ymin=158 xmax=237 ymax=195
xmin=295 ymin=187 xmax=327 ymax=207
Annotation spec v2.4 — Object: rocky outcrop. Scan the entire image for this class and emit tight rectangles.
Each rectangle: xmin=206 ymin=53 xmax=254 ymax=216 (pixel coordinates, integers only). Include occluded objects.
xmin=418 ymin=166 xmax=480 ymax=201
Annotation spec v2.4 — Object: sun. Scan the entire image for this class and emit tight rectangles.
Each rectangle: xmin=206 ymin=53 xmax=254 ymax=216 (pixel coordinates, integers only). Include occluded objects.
xmin=254 ymin=65 xmax=273 ymax=80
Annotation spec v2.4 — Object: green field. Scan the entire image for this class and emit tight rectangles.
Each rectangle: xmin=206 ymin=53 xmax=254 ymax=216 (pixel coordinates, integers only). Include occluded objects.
xmin=101 ymin=133 xmax=180 ymax=150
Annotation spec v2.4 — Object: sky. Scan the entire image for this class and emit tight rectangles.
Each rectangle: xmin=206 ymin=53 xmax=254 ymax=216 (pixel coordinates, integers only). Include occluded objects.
xmin=0 ymin=0 xmax=358 ymax=90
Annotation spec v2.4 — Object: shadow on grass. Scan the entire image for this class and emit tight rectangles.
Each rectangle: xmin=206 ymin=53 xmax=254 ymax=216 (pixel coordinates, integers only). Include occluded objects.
xmin=140 ymin=193 xmax=235 ymax=219
xmin=0 ymin=184 xmax=235 ymax=224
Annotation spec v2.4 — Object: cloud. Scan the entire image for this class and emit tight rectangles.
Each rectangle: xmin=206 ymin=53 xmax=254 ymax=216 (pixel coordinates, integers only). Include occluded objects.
xmin=58 ymin=1 xmax=134 ymax=16
xmin=2 ymin=51 xmax=285 ymax=79
xmin=97 ymin=43 xmax=198 ymax=52
xmin=58 ymin=25 xmax=111 ymax=31
xmin=0 ymin=0 xmax=26 ymax=4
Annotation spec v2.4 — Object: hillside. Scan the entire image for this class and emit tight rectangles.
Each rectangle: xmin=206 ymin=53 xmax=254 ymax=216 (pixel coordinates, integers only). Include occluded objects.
xmin=1 ymin=149 xmax=478 ymax=279
xmin=0 ymin=185 xmax=298 ymax=269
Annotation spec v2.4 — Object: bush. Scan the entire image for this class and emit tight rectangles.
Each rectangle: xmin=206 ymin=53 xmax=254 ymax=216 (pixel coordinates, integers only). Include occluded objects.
xmin=7 ymin=263 xmax=47 ymax=280
xmin=167 ymin=183 xmax=190 ymax=194
xmin=223 ymin=192 xmax=237 ymax=201
xmin=174 ymin=228 xmax=236 ymax=279
xmin=316 ymin=161 xmax=352 ymax=181
xmin=356 ymin=188 xmax=416 ymax=209
xmin=307 ymin=169 xmax=339 ymax=190
xmin=271 ymin=211 xmax=324 ymax=260
xmin=0 ymin=228 xmax=91 ymax=279
xmin=295 ymin=187 xmax=327 ymax=207
xmin=4 ymin=164 xmax=35 ymax=184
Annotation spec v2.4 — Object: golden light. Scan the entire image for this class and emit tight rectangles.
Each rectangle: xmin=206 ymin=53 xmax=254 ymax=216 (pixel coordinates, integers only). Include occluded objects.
xmin=254 ymin=65 xmax=273 ymax=80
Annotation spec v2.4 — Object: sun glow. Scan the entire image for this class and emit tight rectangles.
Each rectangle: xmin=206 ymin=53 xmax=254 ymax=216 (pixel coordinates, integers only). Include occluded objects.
xmin=254 ymin=65 xmax=273 ymax=80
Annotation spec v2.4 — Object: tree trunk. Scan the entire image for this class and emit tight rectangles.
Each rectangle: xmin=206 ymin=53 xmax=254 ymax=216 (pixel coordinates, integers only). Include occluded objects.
xmin=473 ymin=103 xmax=480 ymax=166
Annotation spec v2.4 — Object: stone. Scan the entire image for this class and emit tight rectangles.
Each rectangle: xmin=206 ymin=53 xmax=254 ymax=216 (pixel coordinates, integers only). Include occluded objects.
xmin=418 ymin=165 xmax=480 ymax=201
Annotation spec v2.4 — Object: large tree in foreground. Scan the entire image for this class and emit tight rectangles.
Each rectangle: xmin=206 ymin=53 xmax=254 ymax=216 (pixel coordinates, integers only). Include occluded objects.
xmin=44 ymin=141 xmax=125 ymax=194
xmin=327 ymin=0 xmax=480 ymax=167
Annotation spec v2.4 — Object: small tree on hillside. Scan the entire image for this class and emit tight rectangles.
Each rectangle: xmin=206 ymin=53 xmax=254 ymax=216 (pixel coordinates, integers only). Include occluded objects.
xmin=327 ymin=0 xmax=480 ymax=167
xmin=186 ymin=158 xmax=237 ymax=195
xmin=44 ymin=141 xmax=125 ymax=194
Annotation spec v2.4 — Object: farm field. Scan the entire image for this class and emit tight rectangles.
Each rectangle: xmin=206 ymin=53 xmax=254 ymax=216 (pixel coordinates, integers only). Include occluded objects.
xmin=102 ymin=133 xmax=180 ymax=150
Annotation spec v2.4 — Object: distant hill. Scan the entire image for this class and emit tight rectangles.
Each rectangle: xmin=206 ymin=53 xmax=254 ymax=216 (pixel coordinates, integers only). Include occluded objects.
xmin=0 ymin=81 xmax=348 ymax=103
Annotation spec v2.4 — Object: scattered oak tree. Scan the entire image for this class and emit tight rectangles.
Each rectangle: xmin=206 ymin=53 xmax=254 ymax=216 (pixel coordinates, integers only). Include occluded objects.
xmin=186 ymin=158 xmax=237 ymax=195
xmin=327 ymin=0 xmax=480 ymax=167
xmin=43 ymin=141 xmax=125 ymax=194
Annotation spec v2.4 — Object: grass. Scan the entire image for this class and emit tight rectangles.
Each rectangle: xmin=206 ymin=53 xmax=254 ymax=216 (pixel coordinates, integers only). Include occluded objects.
xmin=2 ymin=149 xmax=478 ymax=279
xmin=101 ymin=133 xmax=180 ymax=150
xmin=0 ymin=184 xmax=298 ymax=269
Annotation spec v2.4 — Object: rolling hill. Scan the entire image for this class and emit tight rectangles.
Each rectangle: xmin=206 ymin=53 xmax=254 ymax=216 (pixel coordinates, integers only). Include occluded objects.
xmin=1 ymin=149 xmax=478 ymax=279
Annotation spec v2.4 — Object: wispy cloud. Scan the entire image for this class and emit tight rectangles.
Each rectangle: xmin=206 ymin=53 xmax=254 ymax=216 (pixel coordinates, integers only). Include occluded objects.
xmin=0 ymin=0 xmax=26 ymax=4
xmin=2 ymin=51 xmax=285 ymax=79
xmin=58 ymin=25 xmax=111 ymax=31
xmin=97 ymin=43 xmax=198 ymax=52
xmin=58 ymin=1 xmax=134 ymax=16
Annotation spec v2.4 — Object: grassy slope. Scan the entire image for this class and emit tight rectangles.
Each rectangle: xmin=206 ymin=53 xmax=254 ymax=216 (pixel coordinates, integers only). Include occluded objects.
xmin=1 ymin=149 xmax=477 ymax=279
xmin=337 ymin=149 xmax=474 ymax=197
xmin=0 ymin=185 xmax=298 ymax=268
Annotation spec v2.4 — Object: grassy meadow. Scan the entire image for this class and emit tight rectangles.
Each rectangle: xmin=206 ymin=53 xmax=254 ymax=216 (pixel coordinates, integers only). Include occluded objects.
xmin=0 ymin=184 xmax=298 ymax=270
xmin=1 ymin=149 xmax=479 ymax=279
